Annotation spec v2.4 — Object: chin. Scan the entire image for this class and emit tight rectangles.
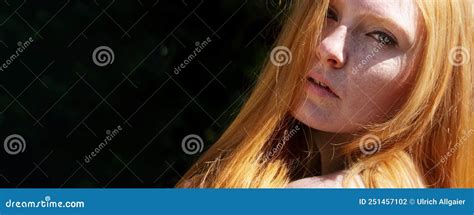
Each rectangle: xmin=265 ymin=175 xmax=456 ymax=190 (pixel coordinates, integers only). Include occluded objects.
xmin=291 ymin=102 xmax=359 ymax=133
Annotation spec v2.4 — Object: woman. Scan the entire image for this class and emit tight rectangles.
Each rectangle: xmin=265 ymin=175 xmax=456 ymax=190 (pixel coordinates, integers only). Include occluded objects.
xmin=176 ymin=0 xmax=473 ymax=188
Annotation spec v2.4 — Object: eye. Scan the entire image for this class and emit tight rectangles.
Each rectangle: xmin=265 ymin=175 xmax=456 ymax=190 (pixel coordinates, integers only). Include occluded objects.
xmin=326 ymin=7 xmax=338 ymax=21
xmin=367 ymin=31 xmax=398 ymax=46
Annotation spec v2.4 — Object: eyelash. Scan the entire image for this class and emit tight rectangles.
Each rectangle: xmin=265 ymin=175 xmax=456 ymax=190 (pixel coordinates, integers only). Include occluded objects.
xmin=325 ymin=7 xmax=399 ymax=47
xmin=366 ymin=31 xmax=398 ymax=46
xmin=326 ymin=7 xmax=338 ymax=21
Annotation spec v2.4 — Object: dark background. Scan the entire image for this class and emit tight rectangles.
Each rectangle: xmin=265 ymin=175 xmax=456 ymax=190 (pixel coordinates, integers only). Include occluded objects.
xmin=0 ymin=0 xmax=287 ymax=187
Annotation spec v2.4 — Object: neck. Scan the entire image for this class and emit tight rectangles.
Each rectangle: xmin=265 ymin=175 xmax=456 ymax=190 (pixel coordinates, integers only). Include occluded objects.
xmin=310 ymin=129 xmax=354 ymax=175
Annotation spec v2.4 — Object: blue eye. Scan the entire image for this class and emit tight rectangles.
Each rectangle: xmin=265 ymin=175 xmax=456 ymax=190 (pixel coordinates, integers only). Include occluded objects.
xmin=368 ymin=31 xmax=398 ymax=46
xmin=326 ymin=7 xmax=338 ymax=21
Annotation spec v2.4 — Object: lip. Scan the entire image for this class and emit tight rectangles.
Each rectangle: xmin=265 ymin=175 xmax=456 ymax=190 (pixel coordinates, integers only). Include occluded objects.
xmin=306 ymin=72 xmax=340 ymax=99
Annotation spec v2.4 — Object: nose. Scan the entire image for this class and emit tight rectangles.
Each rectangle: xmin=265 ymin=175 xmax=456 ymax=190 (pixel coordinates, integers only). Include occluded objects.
xmin=317 ymin=26 xmax=348 ymax=70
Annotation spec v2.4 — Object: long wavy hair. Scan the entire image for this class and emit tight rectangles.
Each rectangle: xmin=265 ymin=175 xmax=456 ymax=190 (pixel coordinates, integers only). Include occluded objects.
xmin=176 ymin=0 xmax=473 ymax=188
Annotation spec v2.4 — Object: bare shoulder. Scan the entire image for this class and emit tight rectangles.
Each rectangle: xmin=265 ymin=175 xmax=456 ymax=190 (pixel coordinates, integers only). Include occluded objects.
xmin=286 ymin=171 xmax=365 ymax=188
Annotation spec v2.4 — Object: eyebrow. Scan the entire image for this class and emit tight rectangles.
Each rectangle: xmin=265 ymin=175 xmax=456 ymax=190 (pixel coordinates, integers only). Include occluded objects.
xmin=330 ymin=1 xmax=415 ymax=48
xmin=361 ymin=12 xmax=413 ymax=47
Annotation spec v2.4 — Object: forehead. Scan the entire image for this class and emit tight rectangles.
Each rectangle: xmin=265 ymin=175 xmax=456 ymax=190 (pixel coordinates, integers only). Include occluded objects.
xmin=333 ymin=0 xmax=420 ymax=42
xmin=342 ymin=0 xmax=418 ymax=14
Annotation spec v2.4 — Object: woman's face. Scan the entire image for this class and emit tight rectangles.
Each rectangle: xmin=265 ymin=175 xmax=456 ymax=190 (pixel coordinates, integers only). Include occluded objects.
xmin=292 ymin=0 xmax=423 ymax=133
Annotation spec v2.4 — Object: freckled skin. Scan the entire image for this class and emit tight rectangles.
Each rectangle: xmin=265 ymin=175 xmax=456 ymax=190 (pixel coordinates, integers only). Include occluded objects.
xmin=293 ymin=0 xmax=422 ymax=133
xmin=286 ymin=170 xmax=365 ymax=188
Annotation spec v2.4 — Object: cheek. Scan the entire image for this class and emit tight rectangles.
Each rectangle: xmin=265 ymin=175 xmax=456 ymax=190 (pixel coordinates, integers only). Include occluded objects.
xmin=292 ymin=39 xmax=415 ymax=133
xmin=342 ymin=58 xmax=410 ymax=123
